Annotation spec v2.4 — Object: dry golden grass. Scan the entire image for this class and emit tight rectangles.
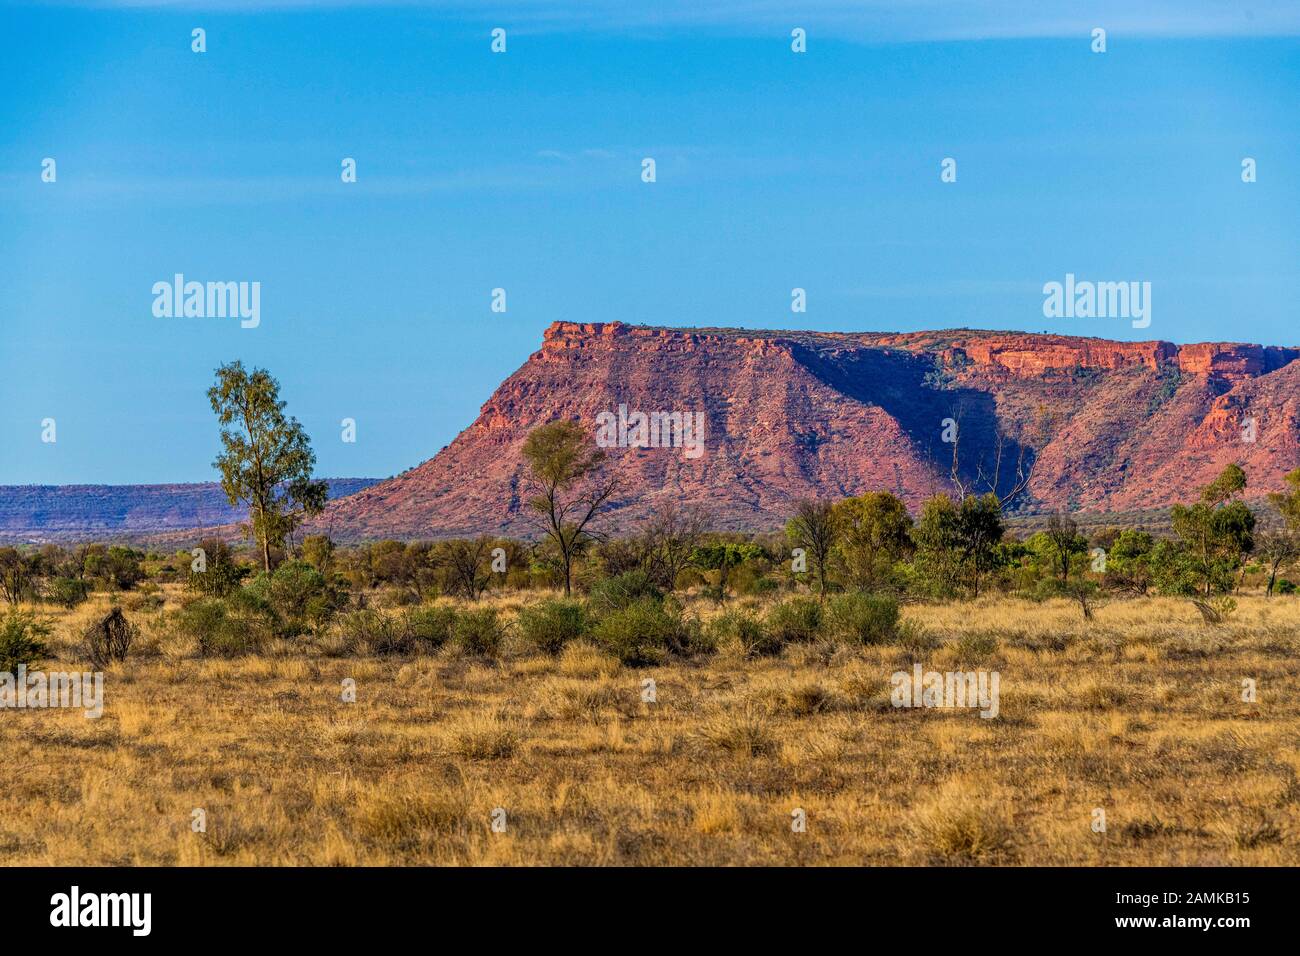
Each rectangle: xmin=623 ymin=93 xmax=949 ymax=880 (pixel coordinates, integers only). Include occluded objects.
xmin=3 ymin=591 xmax=1299 ymax=865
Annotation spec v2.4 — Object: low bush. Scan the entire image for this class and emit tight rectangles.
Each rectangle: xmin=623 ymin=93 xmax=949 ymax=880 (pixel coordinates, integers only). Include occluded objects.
xmin=765 ymin=597 xmax=822 ymax=645
xmin=338 ymin=608 xmax=407 ymax=655
xmin=517 ymin=599 xmax=587 ymax=655
xmin=824 ymin=592 xmax=900 ymax=645
xmin=178 ymin=594 xmax=274 ymax=657
xmin=84 ymin=607 xmax=136 ymax=668
xmin=246 ymin=560 xmax=338 ymax=636
xmin=404 ymin=605 xmax=457 ymax=651
xmin=708 ymin=609 xmax=781 ymax=657
xmin=591 ymin=597 xmax=703 ymax=666
xmin=335 ymin=605 xmax=457 ymax=655
xmin=0 ymin=610 xmax=50 ymax=672
xmin=587 ymin=570 xmax=663 ymax=614
xmin=453 ymin=607 xmax=506 ymax=658
xmin=45 ymin=577 xmax=91 ymax=609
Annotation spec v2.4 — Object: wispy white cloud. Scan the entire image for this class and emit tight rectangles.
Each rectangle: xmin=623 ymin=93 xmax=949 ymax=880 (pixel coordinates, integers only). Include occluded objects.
xmin=23 ymin=1 xmax=1300 ymax=40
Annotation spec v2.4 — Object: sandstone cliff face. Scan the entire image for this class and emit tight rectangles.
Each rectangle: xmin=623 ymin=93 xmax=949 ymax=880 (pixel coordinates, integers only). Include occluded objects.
xmin=313 ymin=322 xmax=1300 ymax=539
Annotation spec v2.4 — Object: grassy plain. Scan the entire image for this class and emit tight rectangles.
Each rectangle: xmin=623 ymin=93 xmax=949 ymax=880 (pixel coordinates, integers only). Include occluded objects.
xmin=2 ymin=590 xmax=1297 ymax=865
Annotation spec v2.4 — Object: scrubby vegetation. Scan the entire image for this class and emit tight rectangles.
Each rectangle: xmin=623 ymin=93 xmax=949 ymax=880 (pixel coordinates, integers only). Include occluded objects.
xmin=3 ymin=405 xmax=1299 ymax=866
xmin=3 ymin=586 xmax=1298 ymax=865
xmin=1 ymin=463 xmax=1296 ymax=661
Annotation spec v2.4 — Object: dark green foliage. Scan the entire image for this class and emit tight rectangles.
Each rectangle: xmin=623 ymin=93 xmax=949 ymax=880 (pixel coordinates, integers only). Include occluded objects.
xmin=765 ymin=597 xmax=823 ymax=644
xmin=45 ymin=577 xmax=91 ymax=609
xmin=0 ymin=609 xmax=50 ymax=671
xmin=82 ymin=545 xmax=145 ymax=591
xmin=517 ymin=599 xmax=587 ymax=655
xmin=453 ymin=607 xmax=506 ymax=657
xmin=586 ymin=570 xmax=663 ymax=613
xmin=404 ymin=605 xmax=458 ymax=650
xmin=832 ymin=491 xmax=913 ymax=591
xmin=186 ymin=538 xmax=248 ymax=598
xmin=179 ymin=597 xmax=271 ymax=657
xmin=911 ymin=493 xmax=1005 ymax=598
xmin=689 ymin=543 xmax=766 ymax=601
xmin=1169 ymin=464 xmax=1255 ymax=596
xmin=590 ymin=597 xmax=705 ymax=666
xmin=246 ymin=560 xmax=338 ymax=636
xmin=824 ymin=592 xmax=900 ymax=645
xmin=1103 ymin=529 xmax=1156 ymax=595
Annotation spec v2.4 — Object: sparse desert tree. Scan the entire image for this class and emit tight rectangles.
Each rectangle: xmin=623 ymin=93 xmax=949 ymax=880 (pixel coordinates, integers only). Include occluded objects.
xmin=1170 ymin=463 xmax=1255 ymax=597
xmin=786 ymin=499 xmax=838 ymax=601
xmin=208 ymin=361 xmax=329 ymax=572
xmin=0 ymin=548 xmax=37 ymax=605
xmin=1102 ymin=529 xmax=1156 ymax=596
xmin=911 ymin=493 xmax=1004 ymax=598
xmin=944 ymin=403 xmax=1051 ymax=509
xmin=1263 ymin=468 xmax=1300 ymax=596
xmin=1255 ymin=530 xmax=1298 ymax=597
xmin=641 ymin=501 xmax=708 ymax=591
xmin=435 ymin=537 xmax=495 ymax=600
xmin=82 ymin=545 xmax=145 ymax=591
xmin=186 ymin=537 xmax=247 ymax=597
xmin=831 ymin=491 xmax=912 ymax=591
xmin=1268 ymin=467 xmax=1300 ymax=528
xmin=1043 ymin=511 xmax=1087 ymax=584
xmin=300 ymin=534 xmax=336 ymax=575
xmin=521 ymin=420 xmax=617 ymax=597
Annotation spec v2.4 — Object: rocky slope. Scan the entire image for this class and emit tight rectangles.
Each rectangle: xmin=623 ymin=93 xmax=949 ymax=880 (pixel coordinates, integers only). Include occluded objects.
xmin=309 ymin=322 xmax=1300 ymax=539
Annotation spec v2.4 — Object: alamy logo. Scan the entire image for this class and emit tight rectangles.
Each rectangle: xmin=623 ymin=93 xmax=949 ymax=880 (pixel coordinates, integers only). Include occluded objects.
xmin=0 ymin=665 xmax=103 ymax=718
xmin=50 ymin=886 xmax=151 ymax=936
xmin=891 ymin=663 xmax=1000 ymax=719
xmin=152 ymin=274 xmax=260 ymax=328
xmin=1042 ymin=273 xmax=1151 ymax=329
xmin=595 ymin=404 xmax=705 ymax=459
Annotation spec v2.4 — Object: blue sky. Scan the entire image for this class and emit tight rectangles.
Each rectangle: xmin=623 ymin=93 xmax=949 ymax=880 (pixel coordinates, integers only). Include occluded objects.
xmin=2 ymin=2 xmax=1297 ymax=484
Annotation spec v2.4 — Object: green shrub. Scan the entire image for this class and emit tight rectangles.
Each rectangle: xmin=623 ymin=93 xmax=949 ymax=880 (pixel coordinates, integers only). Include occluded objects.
xmin=0 ymin=610 xmax=50 ymax=672
xmin=45 ymin=577 xmax=91 ymax=609
xmin=453 ymin=607 xmax=505 ymax=658
xmin=708 ymin=609 xmax=781 ymax=657
xmin=824 ymin=592 xmax=900 ymax=645
xmin=334 ymin=605 xmax=458 ymax=655
xmin=178 ymin=598 xmax=268 ymax=657
xmin=765 ymin=597 xmax=822 ymax=645
xmin=246 ymin=560 xmax=337 ymax=636
xmin=1277 ymin=579 xmax=1297 ymax=595
xmin=185 ymin=539 xmax=248 ymax=598
xmin=404 ymin=605 xmax=457 ymax=651
xmin=587 ymin=570 xmax=663 ymax=614
xmin=339 ymin=608 xmax=407 ymax=655
xmin=1030 ymin=576 xmax=1072 ymax=601
xmin=590 ymin=597 xmax=703 ymax=666
xmin=517 ymin=599 xmax=587 ymax=655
